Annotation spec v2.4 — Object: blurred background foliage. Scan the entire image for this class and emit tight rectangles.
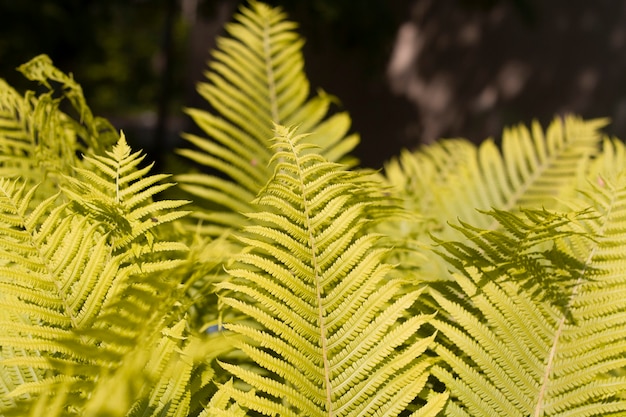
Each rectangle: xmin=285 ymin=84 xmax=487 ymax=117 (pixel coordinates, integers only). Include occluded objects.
xmin=1 ymin=0 xmax=625 ymax=168
xmin=1 ymin=0 xmax=183 ymax=112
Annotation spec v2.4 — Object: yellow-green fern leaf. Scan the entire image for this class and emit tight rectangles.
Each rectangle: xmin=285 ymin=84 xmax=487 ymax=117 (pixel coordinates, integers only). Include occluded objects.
xmin=16 ymin=54 xmax=118 ymax=154
xmin=431 ymin=173 xmax=626 ymax=415
xmin=212 ymin=125 xmax=447 ymax=416
xmin=379 ymin=116 xmax=606 ymax=280
xmin=0 ymin=55 xmax=118 ymax=202
xmin=177 ymin=1 xmax=359 ymax=237
xmin=63 ymin=132 xmax=190 ymax=252
xmin=0 ymin=136 xmax=193 ymax=416
xmin=386 ymin=116 xmax=605 ymax=234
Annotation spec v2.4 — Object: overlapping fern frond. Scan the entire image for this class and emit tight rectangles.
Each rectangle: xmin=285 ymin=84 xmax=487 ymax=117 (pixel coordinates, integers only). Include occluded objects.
xmin=379 ymin=116 xmax=607 ymax=278
xmin=433 ymin=207 xmax=591 ymax=312
xmin=63 ymin=133 xmax=190 ymax=251
xmin=176 ymin=0 xmax=359 ymax=237
xmin=429 ymin=172 xmax=626 ymax=415
xmin=0 ymin=133 xmax=197 ymax=416
xmin=0 ymin=55 xmax=117 ymax=200
xmin=208 ymin=125 xmax=447 ymax=416
xmin=384 ymin=116 xmax=605 ymax=231
xmin=3 ymin=2 xmax=626 ymax=416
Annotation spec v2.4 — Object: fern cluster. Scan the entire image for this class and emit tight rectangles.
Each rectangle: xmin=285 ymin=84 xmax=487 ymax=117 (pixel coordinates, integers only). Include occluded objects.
xmin=1 ymin=1 xmax=626 ymax=416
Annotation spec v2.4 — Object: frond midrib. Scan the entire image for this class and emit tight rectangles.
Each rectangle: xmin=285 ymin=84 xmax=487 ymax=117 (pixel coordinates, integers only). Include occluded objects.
xmin=282 ymin=134 xmax=334 ymax=415
xmin=261 ymin=6 xmax=279 ymax=123
xmin=532 ymin=178 xmax=617 ymax=417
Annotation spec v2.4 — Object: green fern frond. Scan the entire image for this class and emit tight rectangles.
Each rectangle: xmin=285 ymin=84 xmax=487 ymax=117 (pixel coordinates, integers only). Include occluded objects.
xmin=379 ymin=116 xmax=607 ymax=279
xmin=201 ymin=380 xmax=247 ymax=417
xmin=0 ymin=78 xmax=69 ymax=193
xmin=0 ymin=55 xmax=118 ymax=201
xmin=176 ymin=0 xmax=359 ymax=237
xmin=212 ymin=125 xmax=446 ymax=416
xmin=588 ymin=137 xmax=626 ymax=182
xmin=0 ymin=135 xmax=197 ymax=416
xmin=430 ymin=173 xmax=626 ymax=415
xmin=385 ymin=116 xmax=606 ymax=234
xmin=63 ymin=132 xmax=190 ymax=251
xmin=0 ymin=178 xmax=109 ymax=410
xmin=434 ymin=207 xmax=591 ymax=311
xmin=16 ymin=54 xmax=118 ymax=154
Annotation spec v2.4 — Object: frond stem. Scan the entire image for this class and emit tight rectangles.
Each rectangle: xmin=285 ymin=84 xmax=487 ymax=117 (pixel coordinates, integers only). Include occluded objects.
xmin=263 ymin=13 xmax=280 ymax=123
xmin=285 ymin=137 xmax=333 ymax=415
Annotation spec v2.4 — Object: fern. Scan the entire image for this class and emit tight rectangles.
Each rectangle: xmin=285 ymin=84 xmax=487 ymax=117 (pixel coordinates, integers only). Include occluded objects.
xmin=429 ymin=173 xmax=626 ymax=415
xmin=0 ymin=55 xmax=117 ymax=200
xmin=2 ymin=2 xmax=626 ymax=416
xmin=379 ymin=116 xmax=607 ymax=280
xmin=209 ymin=125 xmax=447 ymax=416
xmin=433 ymin=207 xmax=592 ymax=312
xmin=174 ymin=0 xmax=370 ymax=334
xmin=384 ymin=116 xmax=605 ymax=228
xmin=176 ymin=0 xmax=359 ymax=238
xmin=0 ymin=133 xmax=195 ymax=416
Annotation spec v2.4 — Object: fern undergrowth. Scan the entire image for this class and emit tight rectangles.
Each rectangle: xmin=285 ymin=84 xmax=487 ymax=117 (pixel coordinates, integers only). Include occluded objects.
xmin=1 ymin=1 xmax=626 ymax=416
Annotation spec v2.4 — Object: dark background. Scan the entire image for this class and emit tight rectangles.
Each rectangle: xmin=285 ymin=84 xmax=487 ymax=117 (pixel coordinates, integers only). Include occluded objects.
xmin=1 ymin=0 xmax=625 ymax=168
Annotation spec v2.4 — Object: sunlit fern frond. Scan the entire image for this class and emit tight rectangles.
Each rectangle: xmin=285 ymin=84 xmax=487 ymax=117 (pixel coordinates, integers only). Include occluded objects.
xmin=379 ymin=116 xmax=607 ymax=280
xmin=82 ymin=317 xmax=216 ymax=417
xmin=209 ymin=125 xmax=447 ymax=416
xmin=587 ymin=136 xmax=626 ymax=183
xmin=176 ymin=1 xmax=359 ymax=237
xmin=0 ymin=178 xmax=115 ymax=413
xmin=63 ymin=132 xmax=190 ymax=252
xmin=385 ymin=116 xmax=605 ymax=234
xmin=0 ymin=55 xmax=118 ymax=200
xmin=430 ymin=181 xmax=626 ymax=415
xmin=16 ymin=54 xmax=119 ymax=155
xmin=433 ymin=207 xmax=591 ymax=312
xmin=0 ymin=136 xmax=198 ymax=416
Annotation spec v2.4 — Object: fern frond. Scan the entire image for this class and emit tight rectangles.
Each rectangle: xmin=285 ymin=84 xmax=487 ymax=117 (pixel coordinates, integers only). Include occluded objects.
xmin=16 ymin=54 xmax=118 ymax=154
xmin=0 ymin=55 xmax=118 ymax=203
xmin=63 ymin=132 xmax=190 ymax=251
xmin=379 ymin=116 xmax=607 ymax=280
xmin=176 ymin=0 xmax=359 ymax=237
xmin=0 ymin=178 xmax=108 ymax=410
xmin=434 ymin=207 xmax=591 ymax=311
xmin=387 ymin=116 xmax=605 ymax=232
xmin=0 ymin=135 xmax=198 ymax=416
xmin=431 ymin=172 xmax=626 ymax=416
xmin=212 ymin=125 xmax=446 ymax=416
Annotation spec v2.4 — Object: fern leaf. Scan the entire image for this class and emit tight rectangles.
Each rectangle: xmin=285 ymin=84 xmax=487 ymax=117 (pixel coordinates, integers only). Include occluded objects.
xmin=201 ymin=380 xmax=247 ymax=417
xmin=16 ymin=54 xmax=118 ymax=154
xmin=387 ymin=116 xmax=605 ymax=232
xmin=379 ymin=116 xmax=607 ymax=280
xmin=177 ymin=1 xmax=359 ymax=237
xmin=0 ymin=55 xmax=118 ymax=203
xmin=434 ymin=207 xmax=592 ymax=311
xmin=63 ymin=132 xmax=190 ymax=251
xmin=431 ymin=172 xmax=626 ymax=416
xmin=212 ymin=125 xmax=445 ymax=416
xmin=0 ymin=135 xmax=196 ymax=416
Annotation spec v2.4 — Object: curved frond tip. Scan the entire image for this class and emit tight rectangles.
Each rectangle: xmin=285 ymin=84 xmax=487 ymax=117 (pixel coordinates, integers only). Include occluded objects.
xmin=177 ymin=0 xmax=359 ymax=237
